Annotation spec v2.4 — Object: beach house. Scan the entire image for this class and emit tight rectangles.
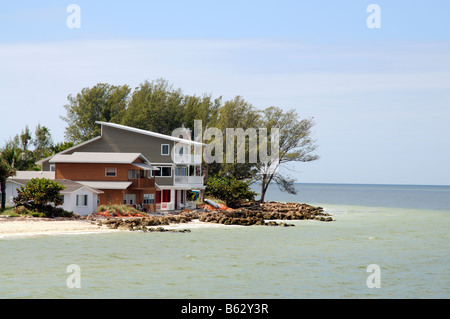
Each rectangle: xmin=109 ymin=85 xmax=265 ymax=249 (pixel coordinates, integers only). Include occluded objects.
xmin=49 ymin=151 xmax=157 ymax=212
xmin=5 ymin=171 xmax=102 ymax=215
xmin=38 ymin=121 xmax=206 ymax=211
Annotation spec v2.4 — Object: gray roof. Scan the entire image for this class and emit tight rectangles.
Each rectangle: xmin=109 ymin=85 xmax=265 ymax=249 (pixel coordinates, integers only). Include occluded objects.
xmin=96 ymin=121 xmax=206 ymax=146
xmin=7 ymin=178 xmax=102 ymax=194
xmin=11 ymin=171 xmax=55 ymax=180
xmin=77 ymin=181 xmax=132 ymax=190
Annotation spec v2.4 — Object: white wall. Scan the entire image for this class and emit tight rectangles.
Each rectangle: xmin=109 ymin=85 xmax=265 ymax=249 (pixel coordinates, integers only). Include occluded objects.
xmin=62 ymin=188 xmax=99 ymax=216
xmin=5 ymin=181 xmax=98 ymax=216
xmin=4 ymin=181 xmax=22 ymax=207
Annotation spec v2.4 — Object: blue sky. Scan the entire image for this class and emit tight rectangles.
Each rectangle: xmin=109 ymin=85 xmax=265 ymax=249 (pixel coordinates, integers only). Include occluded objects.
xmin=1 ymin=1 xmax=449 ymax=185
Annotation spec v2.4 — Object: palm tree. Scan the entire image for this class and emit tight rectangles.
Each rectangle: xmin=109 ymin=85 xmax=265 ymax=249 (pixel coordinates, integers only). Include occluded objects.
xmin=0 ymin=147 xmax=18 ymax=210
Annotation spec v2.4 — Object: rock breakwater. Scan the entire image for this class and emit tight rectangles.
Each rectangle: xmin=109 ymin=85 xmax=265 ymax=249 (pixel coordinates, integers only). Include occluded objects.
xmin=88 ymin=202 xmax=333 ymax=232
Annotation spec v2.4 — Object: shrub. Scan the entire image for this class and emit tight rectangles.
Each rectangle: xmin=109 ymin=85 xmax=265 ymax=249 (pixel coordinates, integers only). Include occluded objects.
xmin=14 ymin=178 xmax=65 ymax=209
xmin=205 ymin=176 xmax=257 ymax=205
xmin=96 ymin=204 xmax=147 ymax=216
xmin=13 ymin=178 xmax=73 ymax=218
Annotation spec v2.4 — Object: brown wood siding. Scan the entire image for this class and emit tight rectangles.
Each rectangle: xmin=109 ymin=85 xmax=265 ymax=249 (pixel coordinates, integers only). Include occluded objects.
xmin=56 ymin=163 xmax=135 ymax=181
xmin=55 ymin=162 xmax=156 ymax=192
xmin=98 ymin=189 xmax=156 ymax=212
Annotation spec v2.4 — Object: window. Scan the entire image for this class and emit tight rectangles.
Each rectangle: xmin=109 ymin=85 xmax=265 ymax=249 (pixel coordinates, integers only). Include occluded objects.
xmin=143 ymin=194 xmax=155 ymax=205
xmin=105 ymin=168 xmax=117 ymax=177
xmin=76 ymin=195 xmax=88 ymax=207
xmin=123 ymin=194 xmax=136 ymax=205
xmin=50 ymin=164 xmax=55 ymax=172
xmin=152 ymin=166 xmax=172 ymax=177
xmin=128 ymin=170 xmax=139 ymax=179
xmin=161 ymin=144 xmax=170 ymax=156
xmin=175 ymin=166 xmax=188 ymax=176
xmin=161 ymin=167 xmax=171 ymax=177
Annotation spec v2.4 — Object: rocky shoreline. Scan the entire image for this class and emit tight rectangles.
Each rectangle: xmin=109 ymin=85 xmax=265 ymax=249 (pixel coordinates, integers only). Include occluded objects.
xmin=88 ymin=202 xmax=333 ymax=232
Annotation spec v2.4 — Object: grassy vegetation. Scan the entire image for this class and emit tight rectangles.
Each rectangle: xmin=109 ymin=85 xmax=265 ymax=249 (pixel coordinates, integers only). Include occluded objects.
xmin=0 ymin=205 xmax=73 ymax=218
xmin=96 ymin=204 xmax=147 ymax=216
xmin=0 ymin=207 xmax=19 ymax=217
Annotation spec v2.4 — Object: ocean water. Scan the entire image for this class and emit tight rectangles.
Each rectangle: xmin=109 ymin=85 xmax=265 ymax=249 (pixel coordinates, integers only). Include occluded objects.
xmin=0 ymin=183 xmax=448 ymax=299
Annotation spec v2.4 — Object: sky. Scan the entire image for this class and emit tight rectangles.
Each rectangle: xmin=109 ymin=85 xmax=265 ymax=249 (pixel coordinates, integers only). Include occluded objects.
xmin=0 ymin=0 xmax=449 ymax=186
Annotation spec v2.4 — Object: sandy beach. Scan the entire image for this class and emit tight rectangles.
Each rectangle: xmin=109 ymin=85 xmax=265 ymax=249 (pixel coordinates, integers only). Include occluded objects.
xmin=0 ymin=217 xmax=119 ymax=239
xmin=0 ymin=216 xmax=234 ymax=239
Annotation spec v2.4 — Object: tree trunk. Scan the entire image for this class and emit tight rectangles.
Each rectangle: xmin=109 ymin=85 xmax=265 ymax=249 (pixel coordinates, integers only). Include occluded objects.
xmin=259 ymin=173 xmax=275 ymax=203
xmin=1 ymin=181 xmax=6 ymax=210
xmin=260 ymin=174 xmax=266 ymax=203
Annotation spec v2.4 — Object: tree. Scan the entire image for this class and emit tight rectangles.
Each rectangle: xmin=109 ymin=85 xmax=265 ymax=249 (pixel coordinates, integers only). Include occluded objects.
xmin=183 ymin=94 xmax=221 ymax=132
xmin=33 ymin=123 xmax=54 ymax=160
xmin=0 ymin=144 xmax=18 ymax=210
xmin=13 ymin=178 xmax=65 ymax=211
xmin=51 ymin=141 xmax=74 ymax=154
xmin=20 ymin=125 xmax=32 ymax=153
xmin=205 ymin=176 xmax=257 ymax=206
xmin=61 ymin=83 xmax=131 ymax=143
xmin=121 ymin=79 xmax=186 ymax=135
xmin=206 ymin=96 xmax=261 ymax=180
xmin=256 ymin=106 xmax=319 ymax=202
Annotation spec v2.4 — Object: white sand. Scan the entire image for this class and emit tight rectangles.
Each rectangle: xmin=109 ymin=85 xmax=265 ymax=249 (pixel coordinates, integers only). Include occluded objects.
xmin=0 ymin=217 xmax=244 ymax=239
xmin=0 ymin=217 xmax=119 ymax=239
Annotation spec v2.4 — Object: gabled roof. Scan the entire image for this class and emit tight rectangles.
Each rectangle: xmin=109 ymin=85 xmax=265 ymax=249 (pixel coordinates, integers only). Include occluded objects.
xmin=35 ymin=136 xmax=102 ymax=165
xmin=49 ymin=152 xmax=153 ymax=166
xmin=77 ymin=181 xmax=133 ymax=190
xmin=96 ymin=121 xmax=205 ymax=146
xmin=6 ymin=178 xmax=103 ymax=194
xmin=11 ymin=171 xmax=55 ymax=180
xmin=58 ymin=180 xmax=103 ymax=194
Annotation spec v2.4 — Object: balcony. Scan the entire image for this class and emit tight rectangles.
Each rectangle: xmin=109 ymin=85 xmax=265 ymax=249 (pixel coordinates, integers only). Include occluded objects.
xmin=128 ymin=177 xmax=155 ymax=189
xmin=174 ymin=175 xmax=203 ymax=185
xmin=173 ymin=153 xmax=202 ymax=165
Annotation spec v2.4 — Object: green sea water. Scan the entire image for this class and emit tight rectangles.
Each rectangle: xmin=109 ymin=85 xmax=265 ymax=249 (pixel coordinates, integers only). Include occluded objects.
xmin=0 ymin=184 xmax=449 ymax=299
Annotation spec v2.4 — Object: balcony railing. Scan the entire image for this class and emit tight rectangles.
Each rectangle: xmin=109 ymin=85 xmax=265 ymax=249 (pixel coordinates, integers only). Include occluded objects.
xmin=173 ymin=154 xmax=202 ymax=164
xmin=174 ymin=176 xmax=203 ymax=185
xmin=128 ymin=177 xmax=155 ymax=189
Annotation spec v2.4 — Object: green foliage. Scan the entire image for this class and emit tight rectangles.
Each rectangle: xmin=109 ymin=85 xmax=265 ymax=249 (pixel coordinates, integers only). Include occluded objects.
xmin=205 ymin=176 xmax=257 ymax=205
xmin=255 ymin=106 xmax=319 ymax=202
xmin=51 ymin=141 xmax=74 ymax=154
xmin=0 ymin=146 xmax=18 ymax=210
xmin=121 ymin=79 xmax=185 ymax=135
xmin=12 ymin=178 xmax=73 ymax=217
xmin=61 ymin=83 xmax=131 ymax=143
xmin=14 ymin=178 xmax=65 ymax=209
xmin=206 ymin=96 xmax=261 ymax=180
xmin=13 ymin=204 xmax=72 ymax=218
xmin=33 ymin=123 xmax=53 ymax=159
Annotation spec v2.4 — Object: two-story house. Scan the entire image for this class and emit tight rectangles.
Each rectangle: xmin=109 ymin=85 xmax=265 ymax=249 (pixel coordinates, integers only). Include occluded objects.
xmin=38 ymin=121 xmax=205 ymax=211
xmin=50 ymin=152 xmax=157 ymax=212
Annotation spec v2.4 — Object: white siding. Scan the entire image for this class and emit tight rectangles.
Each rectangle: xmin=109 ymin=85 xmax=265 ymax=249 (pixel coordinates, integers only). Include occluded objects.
xmin=4 ymin=181 xmax=22 ymax=207
xmin=61 ymin=188 xmax=98 ymax=216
